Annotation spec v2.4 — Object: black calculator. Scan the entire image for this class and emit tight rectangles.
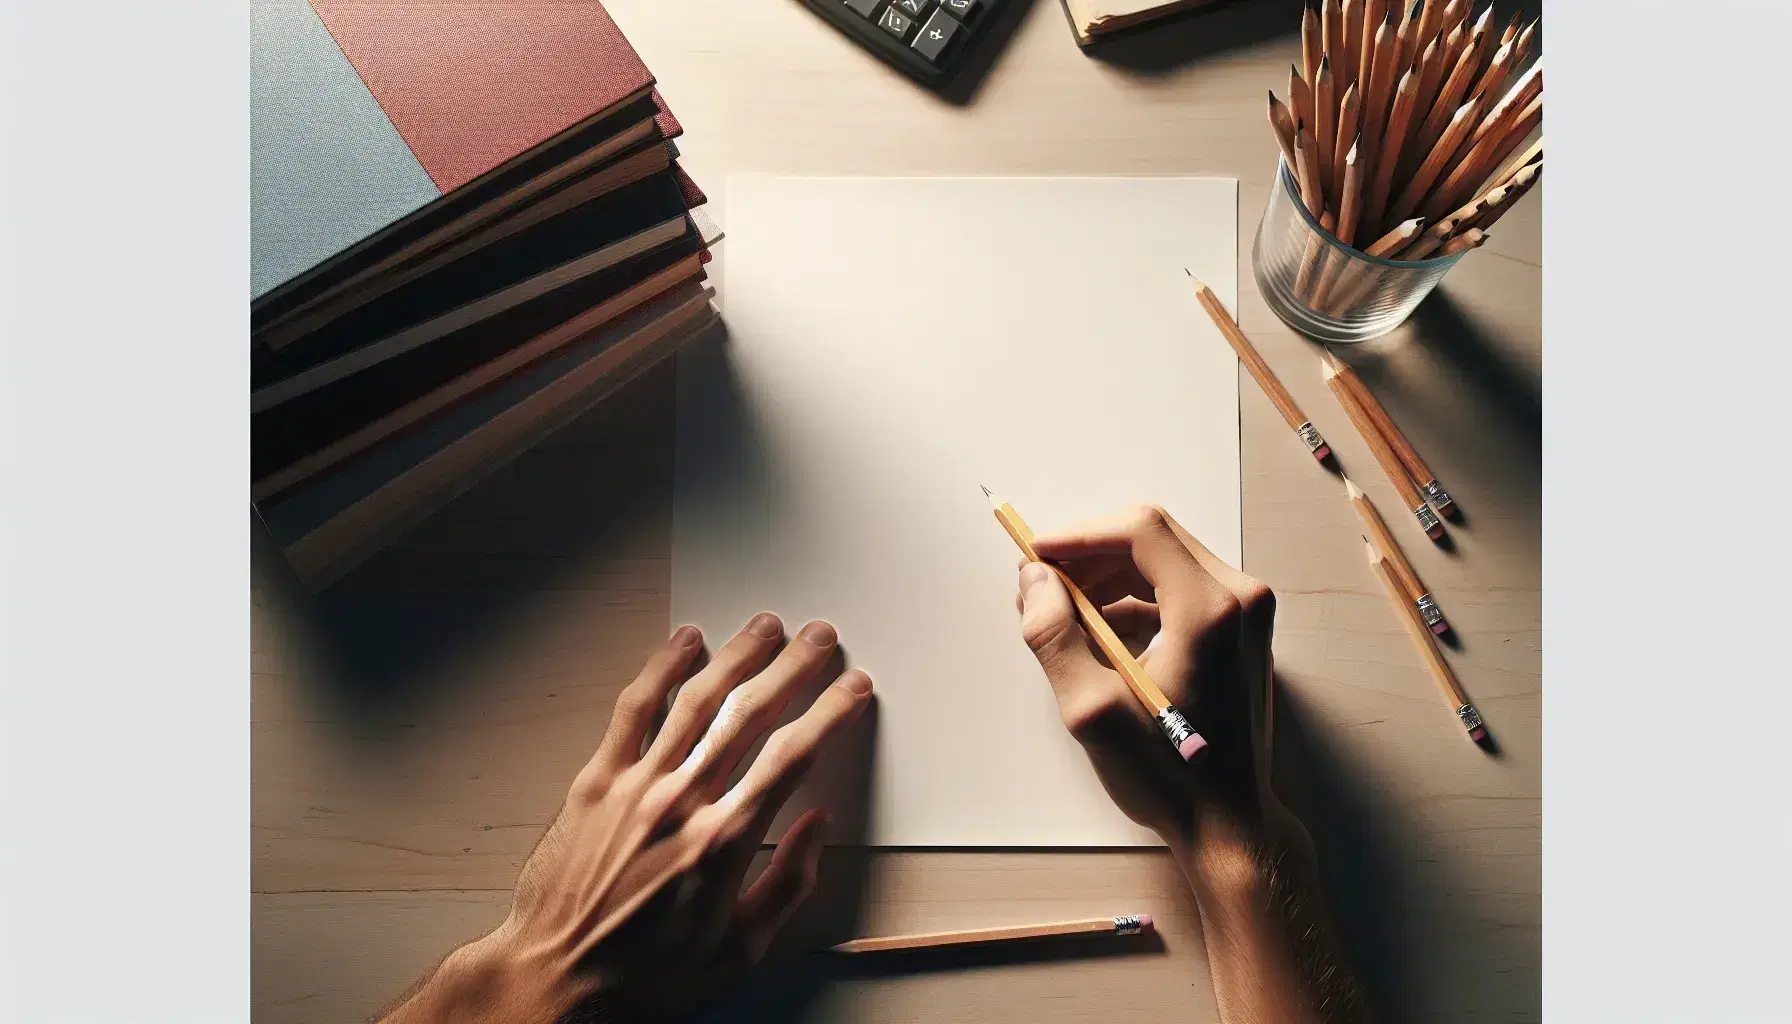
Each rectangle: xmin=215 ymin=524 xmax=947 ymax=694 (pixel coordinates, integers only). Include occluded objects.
xmin=800 ymin=0 xmax=1002 ymax=86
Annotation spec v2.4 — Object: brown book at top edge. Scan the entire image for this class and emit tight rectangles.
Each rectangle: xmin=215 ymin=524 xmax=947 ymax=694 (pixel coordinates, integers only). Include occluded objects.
xmin=1061 ymin=0 xmax=1227 ymax=46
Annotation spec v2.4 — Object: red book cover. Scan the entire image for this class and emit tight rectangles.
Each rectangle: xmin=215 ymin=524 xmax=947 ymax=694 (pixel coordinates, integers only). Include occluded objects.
xmin=309 ymin=0 xmax=655 ymax=193
xmin=652 ymin=88 xmax=683 ymax=141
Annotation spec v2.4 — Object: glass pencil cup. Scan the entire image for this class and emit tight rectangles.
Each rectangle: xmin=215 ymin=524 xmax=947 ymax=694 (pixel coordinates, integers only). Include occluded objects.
xmin=1252 ymin=158 xmax=1466 ymax=343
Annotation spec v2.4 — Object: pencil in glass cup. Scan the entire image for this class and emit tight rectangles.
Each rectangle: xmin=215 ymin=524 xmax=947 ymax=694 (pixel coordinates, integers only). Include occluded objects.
xmin=1186 ymin=271 xmax=1332 ymax=462
xmin=982 ymin=487 xmax=1208 ymax=762
xmin=831 ymin=914 xmax=1155 ymax=955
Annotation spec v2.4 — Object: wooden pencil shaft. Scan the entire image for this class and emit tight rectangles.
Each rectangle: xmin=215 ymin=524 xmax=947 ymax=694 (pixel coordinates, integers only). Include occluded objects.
xmin=1295 ymin=126 xmax=1326 ymax=220
xmin=1368 ymin=550 xmax=1470 ymax=707
xmin=1468 ymin=164 xmax=1538 ymax=231
xmin=1364 ymin=69 xmax=1419 ymax=231
xmin=1315 ymin=58 xmax=1338 ymax=205
xmin=1500 ymin=10 xmax=1522 ymax=47
xmin=1353 ymin=487 xmax=1429 ymax=601
xmin=1302 ymin=6 xmax=1323 ymax=91
xmin=1332 ymin=84 xmax=1361 ymax=199
xmin=1269 ymin=91 xmax=1300 ymax=172
xmin=1429 ymin=95 xmax=1539 ymax=219
xmin=1404 ymin=23 xmax=1487 ymax=181
xmin=1324 ymin=0 xmax=1346 ymax=73
xmin=1412 ymin=33 xmax=1448 ymax=126
xmin=1395 ymin=0 xmax=1424 ymax=73
xmin=1290 ymin=66 xmax=1317 ymax=143
xmin=993 ymin=502 xmax=1173 ymax=716
xmin=1343 ymin=0 xmax=1365 ymax=90
xmin=1193 ymin=279 xmax=1313 ymax=432
xmin=832 ymin=917 xmax=1136 ymax=954
xmin=1472 ymin=63 xmax=1540 ymax=148
xmin=1357 ymin=14 xmax=1401 ymax=191
xmin=1397 ymin=217 xmax=1455 ymax=260
xmin=1335 ymin=139 xmax=1364 ymax=246
xmin=1329 ymin=369 xmax=1426 ymax=508
xmin=1359 ymin=0 xmax=1388 ymax=105
xmin=1333 ymin=358 xmax=1437 ymax=486
xmin=1365 ymin=217 xmax=1423 ymax=257
xmin=1511 ymin=19 xmax=1537 ymax=64
xmin=1491 ymin=137 xmax=1543 ymax=187
xmin=1471 ymin=39 xmax=1515 ymax=104
xmin=1415 ymin=0 xmax=1445 ymax=47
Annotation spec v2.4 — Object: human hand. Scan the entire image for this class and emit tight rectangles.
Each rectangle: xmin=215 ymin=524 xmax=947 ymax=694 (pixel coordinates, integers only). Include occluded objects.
xmin=1016 ymin=504 xmax=1276 ymax=850
xmin=378 ymin=613 xmax=872 ymax=1024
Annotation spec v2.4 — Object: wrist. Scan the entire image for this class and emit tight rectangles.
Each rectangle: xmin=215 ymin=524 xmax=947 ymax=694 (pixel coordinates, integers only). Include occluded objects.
xmin=383 ymin=927 xmax=585 ymax=1024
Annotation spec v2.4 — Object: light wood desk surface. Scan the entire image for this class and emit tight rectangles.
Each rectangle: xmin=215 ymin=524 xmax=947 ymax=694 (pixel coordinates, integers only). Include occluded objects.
xmin=253 ymin=2 xmax=1540 ymax=1020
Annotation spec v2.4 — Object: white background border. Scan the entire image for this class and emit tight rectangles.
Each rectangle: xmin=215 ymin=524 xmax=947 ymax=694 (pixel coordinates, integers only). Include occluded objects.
xmin=3 ymin=0 xmax=1789 ymax=1018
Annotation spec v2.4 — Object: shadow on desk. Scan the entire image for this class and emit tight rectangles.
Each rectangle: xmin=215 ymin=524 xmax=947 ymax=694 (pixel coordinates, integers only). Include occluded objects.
xmin=1273 ymin=678 xmax=1538 ymax=1023
xmin=1083 ymin=0 xmax=1305 ymax=75
xmin=254 ymin=357 xmax=683 ymax=732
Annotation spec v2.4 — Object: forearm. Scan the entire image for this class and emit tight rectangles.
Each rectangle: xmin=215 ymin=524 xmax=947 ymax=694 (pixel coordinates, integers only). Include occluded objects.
xmin=1173 ymin=804 xmax=1374 ymax=1024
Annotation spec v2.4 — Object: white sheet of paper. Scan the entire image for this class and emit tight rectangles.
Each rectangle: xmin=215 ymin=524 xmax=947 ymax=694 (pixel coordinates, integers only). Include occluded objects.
xmin=672 ymin=176 xmax=1240 ymax=847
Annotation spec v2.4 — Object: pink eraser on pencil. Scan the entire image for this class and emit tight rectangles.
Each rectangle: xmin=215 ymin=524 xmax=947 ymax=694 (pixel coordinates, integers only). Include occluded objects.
xmin=1425 ymin=523 xmax=1445 ymax=541
xmin=1137 ymin=914 xmax=1155 ymax=931
xmin=1469 ymin=726 xmax=1488 ymax=743
xmin=1178 ymin=733 xmax=1209 ymax=761
xmin=1312 ymin=444 xmax=1332 ymax=461
xmin=1430 ymin=620 xmax=1450 ymax=636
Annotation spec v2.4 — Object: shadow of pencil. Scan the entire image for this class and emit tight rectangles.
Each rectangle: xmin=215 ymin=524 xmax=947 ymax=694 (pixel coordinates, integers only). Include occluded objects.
xmin=824 ymin=927 xmax=1165 ymax=978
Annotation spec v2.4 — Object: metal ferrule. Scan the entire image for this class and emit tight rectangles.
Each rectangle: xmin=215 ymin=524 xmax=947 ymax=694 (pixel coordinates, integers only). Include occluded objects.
xmin=1296 ymin=420 xmax=1327 ymax=454
xmin=1414 ymin=503 xmax=1443 ymax=534
xmin=1417 ymin=594 xmax=1445 ymax=630
xmin=1456 ymin=703 xmax=1484 ymax=732
xmin=1423 ymin=480 xmax=1454 ymax=511
xmin=1155 ymin=706 xmax=1197 ymax=749
xmin=1114 ymin=915 xmax=1144 ymax=936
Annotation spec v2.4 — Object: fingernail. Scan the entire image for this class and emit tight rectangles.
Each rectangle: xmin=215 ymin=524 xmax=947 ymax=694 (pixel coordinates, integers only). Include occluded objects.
xmin=1019 ymin=561 xmax=1051 ymax=594
xmin=747 ymin=612 xmax=782 ymax=638
xmin=798 ymin=620 xmax=838 ymax=647
xmin=841 ymin=671 xmax=873 ymax=697
xmin=671 ymin=624 xmax=701 ymax=648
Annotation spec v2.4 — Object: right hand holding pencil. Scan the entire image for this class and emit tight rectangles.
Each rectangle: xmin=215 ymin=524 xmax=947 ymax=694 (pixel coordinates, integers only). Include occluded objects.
xmin=1015 ymin=504 xmax=1276 ymax=847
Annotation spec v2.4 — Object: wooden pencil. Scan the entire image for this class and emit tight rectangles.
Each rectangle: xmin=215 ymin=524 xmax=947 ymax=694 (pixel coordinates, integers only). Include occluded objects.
xmin=1469 ymin=62 xmax=1540 ymax=149
xmin=1366 ymin=217 xmax=1424 ymax=257
xmin=832 ymin=914 xmax=1155 ymax=955
xmin=1364 ymin=67 xmax=1419 ymax=232
xmin=1325 ymin=350 xmax=1456 ymax=516
xmin=1290 ymin=65 xmax=1317 ymax=147
xmin=1471 ymin=36 xmax=1516 ymax=105
xmin=1302 ymin=5 xmax=1323 ymax=96
xmin=1342 ymin=0 xmax=1365 ymax=91
xmin=1415 ymin=0 xmax=1446 ymax=48
xmin=984 ymin=487 xmax=1209 ymax=759
xmin=1332 ymin=82 xmax=1361 ymax=199
xmin=1294 ymin=123 xmax=1325 ymax=221
xmin=1315 ymin=56 xmax=1338 ymax=214
xmin=1489 ymin=136 xmax=1543 ymax=190
xmin=1434 ymin=226 xmax=1486 ymax=257
xmin=1324 ymin=357 xmax=1443 ymax=539
xmin=1466 ymin=162 xmax=1539 ymax=231
xmin=1323 ymin=0 xmax=1346 ymax=78
xmin=1401 ymin=19 xmax=1488 ymax=185
xmin=1348 ymin=476 xmax=1449 ymax=634
xmin=1412 ymin=32 xmax=1448 ymax=130
xmin=1359 ymin=0 xmax=1388 ymax=103
xmin=1386 ymin=94 xmax=1484 ymax=227
xmin=1427 ymin=92 xmax=1538 ymax=219
xmin=1398 ymin=215 xmax=1457 ymax=260
xmin=1188 ymin=272 xmax=1333 ymax=462
xmin=1312 ymin=138 xmax=1365 ymax=308
xmin=1357 ymin=11 xmax=1401 ymax=194
xmin=1365 ymin=540 xmax=1486 ymax=743
xmin=1394 ymin=0 xmax=1424 ymax=75
xmin=1268 ymin=90 xmax=1300 ymax=173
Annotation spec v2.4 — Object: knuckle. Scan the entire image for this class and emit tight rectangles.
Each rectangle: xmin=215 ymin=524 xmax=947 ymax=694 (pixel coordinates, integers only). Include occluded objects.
xmin=1197 ymin=593 xmax=1245 ymax=643
xmin=1062 ymin=692 xmax=1129 ymax=743
xmin=1239 ymin=581 xmax=1276 ymax=623
xmin=1020 ymin=607 xmax=1075 ymax=655
xmin=1130 ymin=502 xmax=1169 ymax=533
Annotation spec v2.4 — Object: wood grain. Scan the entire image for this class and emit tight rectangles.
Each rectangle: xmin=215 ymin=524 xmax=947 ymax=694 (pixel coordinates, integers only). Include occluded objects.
xmin=253 ymin=3 xmax=1541 ymax=1022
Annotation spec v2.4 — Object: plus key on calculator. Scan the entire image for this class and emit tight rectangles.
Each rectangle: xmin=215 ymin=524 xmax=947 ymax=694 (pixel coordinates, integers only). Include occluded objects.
xmin=801 ymin=0 xmax=1000 ymax=86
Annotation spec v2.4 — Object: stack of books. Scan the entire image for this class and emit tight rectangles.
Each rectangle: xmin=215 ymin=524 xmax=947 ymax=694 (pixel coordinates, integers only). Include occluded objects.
xmin=250 ymin=0 xmax=718 ymax=587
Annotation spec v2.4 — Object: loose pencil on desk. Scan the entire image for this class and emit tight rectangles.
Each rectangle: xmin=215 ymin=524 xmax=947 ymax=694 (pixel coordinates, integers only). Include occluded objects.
xmin=984 ymin=487 xmax=1208 ymax=761
xmin=1187 ymin=271 xmax=1332 ymax=461
xmin=1347 ymin=477 xmax=1448 ymax=634
xmin=1365 ymin=540 xmax=1486 ymax=744
xmin=831 ymin=914 xmax=1154 ymax=955
xmin=1324 ymin=350 xmax=1456 ymax=517
xmin=1323 ymin=357 xmax=1444 ymax=540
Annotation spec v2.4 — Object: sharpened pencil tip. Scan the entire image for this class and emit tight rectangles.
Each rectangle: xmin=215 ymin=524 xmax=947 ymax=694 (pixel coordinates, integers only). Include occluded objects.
xmin=1364 ymin=539 xmax=1379 ymax=563
xmin=1345 ymin=476 xmax=1364 ymax=499
xmin=979 ymin=484 xmax=992 ymax=498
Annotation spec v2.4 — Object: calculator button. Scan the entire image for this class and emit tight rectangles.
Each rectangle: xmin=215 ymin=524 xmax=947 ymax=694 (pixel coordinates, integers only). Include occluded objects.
xmin=844 ymin=0 xmax=880 ymax=17
xmin=877 ymin=5 xmax=915 ymax=39
xmin=894 ymin=0 xmax=933 ymax=17
xmin=911 ymin=8 xmax=961 ymax=62
xmin=940 ymin=0 xmax=983 ymax=24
